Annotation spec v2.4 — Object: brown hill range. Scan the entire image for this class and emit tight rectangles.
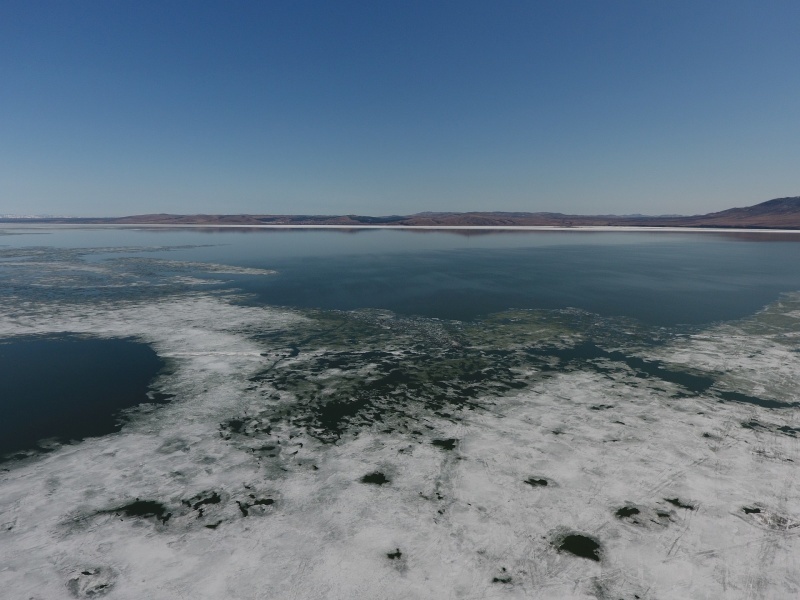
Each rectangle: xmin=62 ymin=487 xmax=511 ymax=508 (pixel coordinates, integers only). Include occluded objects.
xmin=4 ymin=196 xmax=800 ymax=229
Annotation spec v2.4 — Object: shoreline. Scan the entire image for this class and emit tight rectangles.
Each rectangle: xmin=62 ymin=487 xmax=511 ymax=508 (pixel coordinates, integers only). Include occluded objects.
xmin=3 ymin=223 xmax=800 ymax=233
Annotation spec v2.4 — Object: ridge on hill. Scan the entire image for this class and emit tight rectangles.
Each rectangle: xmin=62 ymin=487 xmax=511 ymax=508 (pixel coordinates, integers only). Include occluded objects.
xmin=2 ymin=196 xmax=799 ymax=229
xmin=730 ymin=196 xmax=800 ymax=214
xmin=649 ymin=196 xmax=800 ymax=228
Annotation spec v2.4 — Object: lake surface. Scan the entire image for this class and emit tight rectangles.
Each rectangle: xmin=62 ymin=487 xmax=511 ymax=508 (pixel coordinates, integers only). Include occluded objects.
xmin=2 ymin=226 xmax=800 ymax=453
xmin=3 ymin=226 xmax=800 ymax=324
xmin=2 ymin=226 xmax=800 ymax=599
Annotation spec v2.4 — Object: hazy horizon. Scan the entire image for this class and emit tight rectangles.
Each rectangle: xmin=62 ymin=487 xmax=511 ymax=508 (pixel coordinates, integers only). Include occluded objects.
xmin=2 ymin=1 xmax=799 ymax=217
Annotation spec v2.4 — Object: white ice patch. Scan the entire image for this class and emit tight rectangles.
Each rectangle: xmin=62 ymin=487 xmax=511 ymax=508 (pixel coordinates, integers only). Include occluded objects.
xmin=653 ymin=293 xmax=800 ymax=403
xmin=137 ymin=259 xmax=276 ymax=276
xmin=0 ymin=248 xmax=276 ymax=292
xmin=1 ymin=288 xmax=799 ymax=598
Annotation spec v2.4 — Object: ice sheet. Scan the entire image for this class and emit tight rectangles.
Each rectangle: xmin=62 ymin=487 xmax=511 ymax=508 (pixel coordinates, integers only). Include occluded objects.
xmin=1 ymin=248 xmax=799 ymax=599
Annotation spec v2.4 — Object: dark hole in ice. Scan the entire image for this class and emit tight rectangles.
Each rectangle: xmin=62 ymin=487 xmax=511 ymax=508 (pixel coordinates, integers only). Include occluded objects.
xmin=315 ymin=395 xmax=374 ymax=439
xmin=219 ymin=416 xmax=271 ymax=439
xmin=187 ymin=491 xmax=222 ymax=510
xmin=665 ymin=498 xmax=695 ymax=510
xmin=525 ymin=342 xmax=714 ymax=395
xmin=777 ymin=425 xmax=800 ymax=436
xmin=743 ymin=506 xmax=761 ymax=514
xmin=0 ymin=334 xmax=166 ymax=460
xmin=615 ymin=506 xmax=640 ymax=518
xmin=431 ymin=438 xmax=458 ymax=450
xmin=225 ymin=419 xmax=245 ymax=433
xmin=387 ymin=548 xmax=402 ymax=559
xmin=524 ymin=478 xmax=548 ymax=487
xmin=740 ymin=421 xmax=800 ymax=437
xmin=556 ymin=534 xmax=601 ymax=561
xmin=114 ymin=499 xmax=171 ymax=524
xmin=361 ymin=471 xmax=390 ymax=485
xmin=717 ymin=390 xmax=799 ymax=409
xmin=67 ymin=566 xmax=115 ymax=598
xmin=237 ymin=497 xmax=274 ymax=516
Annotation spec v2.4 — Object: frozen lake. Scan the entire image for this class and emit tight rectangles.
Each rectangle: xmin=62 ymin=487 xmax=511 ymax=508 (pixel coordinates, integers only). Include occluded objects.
xmin=1 ymin=226 xmax=799 ymax=599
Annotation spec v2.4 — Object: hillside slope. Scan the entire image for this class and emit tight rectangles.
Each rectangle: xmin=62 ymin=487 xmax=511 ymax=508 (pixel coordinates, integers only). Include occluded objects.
xmin=3 ymin=197 xmax=800 ymax=229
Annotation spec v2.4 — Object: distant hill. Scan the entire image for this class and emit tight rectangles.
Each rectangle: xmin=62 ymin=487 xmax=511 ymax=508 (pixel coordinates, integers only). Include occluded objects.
xmin=3 ymin=196 xmax=800 ymax=229
xmin=669 ymin=196 xmax=800 ymax=228
xmin=397 ymin=197 xmax=800 ymax=228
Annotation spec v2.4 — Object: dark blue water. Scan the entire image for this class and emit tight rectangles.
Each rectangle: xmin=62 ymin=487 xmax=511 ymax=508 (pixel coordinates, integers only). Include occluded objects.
xmin=4 ymin=227 xmax=800 ymax=324
xmin=0 ymin=335 xmax=165 ymax=459
xmin=220 ymin=232 xmax=800 ymax=325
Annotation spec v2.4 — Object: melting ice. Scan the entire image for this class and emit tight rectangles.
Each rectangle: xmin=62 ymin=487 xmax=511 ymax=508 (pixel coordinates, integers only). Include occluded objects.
xmin=1 ymin=236 xmax=799 ymax=599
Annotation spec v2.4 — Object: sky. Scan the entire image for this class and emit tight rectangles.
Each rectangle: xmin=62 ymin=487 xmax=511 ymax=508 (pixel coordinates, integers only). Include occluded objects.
xmin=1 ymin=1 xmax=799 ymax=217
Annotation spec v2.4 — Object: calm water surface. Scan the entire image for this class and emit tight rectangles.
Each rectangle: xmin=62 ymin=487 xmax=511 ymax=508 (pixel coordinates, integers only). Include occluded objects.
xmin=4 ymin=227 xmax=800 ymax=324
xmin=0 ymin=335 xmax=164 ymax=458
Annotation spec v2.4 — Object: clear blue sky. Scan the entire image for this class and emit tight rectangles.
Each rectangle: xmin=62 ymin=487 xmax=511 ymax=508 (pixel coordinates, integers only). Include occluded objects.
xmin=1 ymin=1 xmax=798 ymax=216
